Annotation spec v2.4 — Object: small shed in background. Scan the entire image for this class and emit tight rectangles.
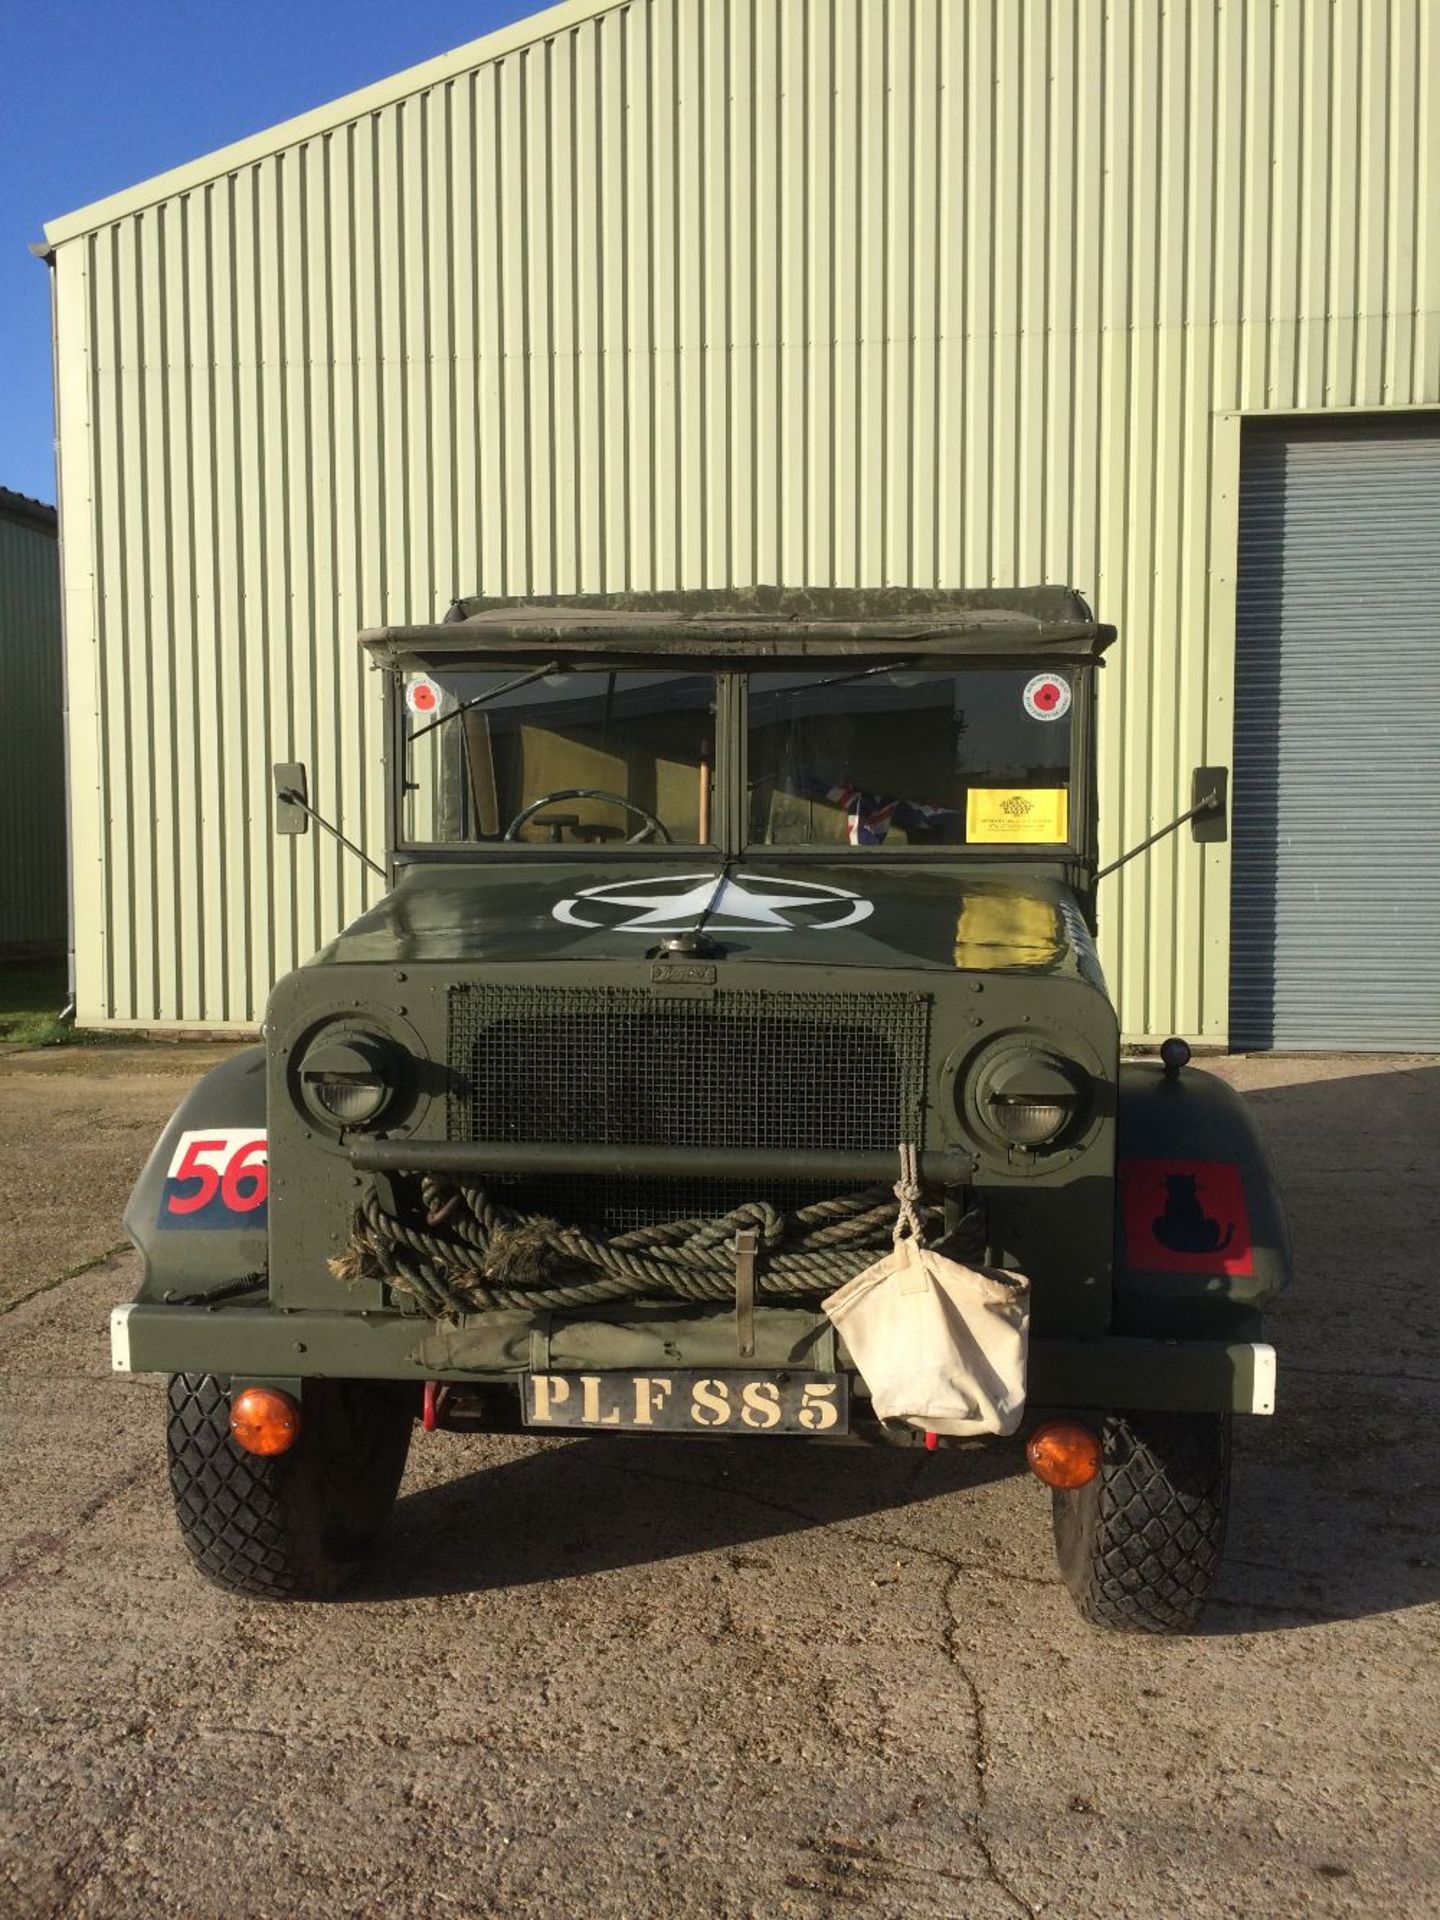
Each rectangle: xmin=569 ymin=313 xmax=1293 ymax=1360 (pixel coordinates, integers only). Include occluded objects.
xmin=0 ymin=490 xmax=66 ymax=960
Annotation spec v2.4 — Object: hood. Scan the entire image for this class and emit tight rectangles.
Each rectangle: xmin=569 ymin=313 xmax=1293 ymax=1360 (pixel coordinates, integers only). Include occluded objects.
xmin=312 ymin=859 xmax=1106 ymax=988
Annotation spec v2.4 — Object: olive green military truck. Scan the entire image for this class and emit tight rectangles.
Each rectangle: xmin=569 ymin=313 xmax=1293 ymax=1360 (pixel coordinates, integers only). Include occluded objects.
xmin=114 ymin=588 xmax=1289 ymax=1631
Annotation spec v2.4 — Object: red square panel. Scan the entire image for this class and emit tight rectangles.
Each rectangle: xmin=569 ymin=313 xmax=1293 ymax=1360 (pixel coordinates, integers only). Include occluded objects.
xmin=1120 ymin=1158 xmax=1253 ymax=1276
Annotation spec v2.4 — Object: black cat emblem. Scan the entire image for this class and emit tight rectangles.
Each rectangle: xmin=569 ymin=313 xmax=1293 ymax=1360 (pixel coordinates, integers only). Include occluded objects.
xmin=1152 ymin=1173 xmax=1235 ymax=1256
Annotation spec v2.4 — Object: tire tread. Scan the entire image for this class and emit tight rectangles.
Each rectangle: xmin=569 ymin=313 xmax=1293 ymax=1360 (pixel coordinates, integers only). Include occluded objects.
xmin=1055 ymin=1411 xmax=1230 ymax=1634
xmin=166 ymin=1372 xmax=410 ymax=1599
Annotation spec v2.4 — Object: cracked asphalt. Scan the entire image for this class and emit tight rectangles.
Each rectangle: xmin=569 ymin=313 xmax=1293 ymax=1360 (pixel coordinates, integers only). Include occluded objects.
xmin=2 ymin=1043 xmax=1439 ymax=1918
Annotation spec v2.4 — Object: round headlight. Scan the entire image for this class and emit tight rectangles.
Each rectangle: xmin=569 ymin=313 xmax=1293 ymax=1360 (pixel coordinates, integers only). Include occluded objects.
xmin=973 ymin=1049 xmax=1082 ymax=1150
xmin=988 ymin=1095 xmax=1073 ymax=1146
xmin=299 ymin=1035 xmax=394 ymax=1128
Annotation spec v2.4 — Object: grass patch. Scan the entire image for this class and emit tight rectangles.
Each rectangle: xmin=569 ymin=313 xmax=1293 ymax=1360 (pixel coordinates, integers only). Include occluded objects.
xmin=2 ymin=1010 xmax=71 ymax=1047
xmin=0 ymin=959 xmax=70 ymax=1046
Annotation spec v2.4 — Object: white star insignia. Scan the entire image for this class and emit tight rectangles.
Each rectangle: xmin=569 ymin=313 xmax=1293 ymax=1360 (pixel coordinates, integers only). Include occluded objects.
xmin=552 ymin=872 xmax=874 ymax=933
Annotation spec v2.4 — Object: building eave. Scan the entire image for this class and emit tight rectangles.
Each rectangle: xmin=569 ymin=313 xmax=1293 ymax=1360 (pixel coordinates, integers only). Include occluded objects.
xmin=0 ymin=489 xmax=59 ymax=535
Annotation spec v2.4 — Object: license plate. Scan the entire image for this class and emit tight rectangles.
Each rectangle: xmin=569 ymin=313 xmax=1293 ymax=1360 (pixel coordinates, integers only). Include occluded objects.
xmin=522 ymin=1369 xmax=849 ymax=1436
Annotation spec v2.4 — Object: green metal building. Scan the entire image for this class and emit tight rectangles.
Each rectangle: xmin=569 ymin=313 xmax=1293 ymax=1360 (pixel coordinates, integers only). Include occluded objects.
xmin=0 ymin=490 xmax=65 ymax=959
xmin=40 ymin=0 xmax=1440 ymax=1044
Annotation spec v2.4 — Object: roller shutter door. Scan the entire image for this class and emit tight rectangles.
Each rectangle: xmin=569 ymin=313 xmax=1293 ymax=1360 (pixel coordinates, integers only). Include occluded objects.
xmin=1231 ymin=415 xmax=1440 ymax=1051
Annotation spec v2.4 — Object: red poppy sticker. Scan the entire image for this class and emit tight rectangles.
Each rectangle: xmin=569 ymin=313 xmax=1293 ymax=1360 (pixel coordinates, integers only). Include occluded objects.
xmin=405 ymin=674 xmax=444 ymax=716
xmin=1120 ymin=1158 xmax=1253 ymax=1276
xmin=1023 ymin=673 xmax=1071 ymax=722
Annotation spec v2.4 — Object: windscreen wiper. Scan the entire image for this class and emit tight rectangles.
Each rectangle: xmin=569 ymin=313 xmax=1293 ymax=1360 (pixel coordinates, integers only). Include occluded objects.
xmin=406 ymin=659 xmax=566 ymax=743
xmin=748 ymin=660 xmax=917 ymax=698
xmin=813 ymin=660 xmax=919 ymax=689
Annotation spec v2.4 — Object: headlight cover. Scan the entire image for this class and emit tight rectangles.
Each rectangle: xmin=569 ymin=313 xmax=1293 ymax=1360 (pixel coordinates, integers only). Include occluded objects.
xmin=298 ymin=1033 xmax=395 ymax=1129
xmin=971 ymin=1047 xmax=1083 ymax=1150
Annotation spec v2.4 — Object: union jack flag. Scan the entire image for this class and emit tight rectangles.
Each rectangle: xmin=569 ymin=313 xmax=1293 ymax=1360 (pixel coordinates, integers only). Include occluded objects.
xmin=800 ymin=776 xmax=960 ymax=846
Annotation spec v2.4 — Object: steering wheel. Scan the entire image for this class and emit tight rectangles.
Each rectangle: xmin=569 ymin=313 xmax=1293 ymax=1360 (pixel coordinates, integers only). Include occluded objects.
xmin=502 ymin=788 xmax=673 ymax=845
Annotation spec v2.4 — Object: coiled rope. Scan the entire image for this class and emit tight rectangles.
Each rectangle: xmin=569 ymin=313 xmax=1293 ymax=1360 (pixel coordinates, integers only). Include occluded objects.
xmin=329 ymin=1170 xmax=971 ymax=1319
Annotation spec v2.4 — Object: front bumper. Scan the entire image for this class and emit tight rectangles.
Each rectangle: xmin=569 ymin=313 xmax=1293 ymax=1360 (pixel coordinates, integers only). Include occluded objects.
xmin=110 ymin=1299 xmax=1276 ymax=1416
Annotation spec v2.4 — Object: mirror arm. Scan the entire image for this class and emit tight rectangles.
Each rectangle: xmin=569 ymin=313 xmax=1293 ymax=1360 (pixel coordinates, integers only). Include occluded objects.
xmin=275 ymin=786 xmax=386 ymax=879
xmin=1096 ymin=778 xmax=1227 ymax=883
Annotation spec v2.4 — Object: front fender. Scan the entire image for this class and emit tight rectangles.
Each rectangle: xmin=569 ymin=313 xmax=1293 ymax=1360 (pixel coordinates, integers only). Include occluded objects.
xmin=1114 ymin=1062 xmax=1291 ymax=1336
xmin=123 ymin=1048 xmax=269 ymax=1304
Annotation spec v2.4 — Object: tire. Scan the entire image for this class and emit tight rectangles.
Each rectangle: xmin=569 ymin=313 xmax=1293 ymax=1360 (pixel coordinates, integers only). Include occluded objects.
xmin=1052 ymin=1410 xmax=1230 ymax=1634
xmin=167 ymin=1373 xmax=414 ymax=1599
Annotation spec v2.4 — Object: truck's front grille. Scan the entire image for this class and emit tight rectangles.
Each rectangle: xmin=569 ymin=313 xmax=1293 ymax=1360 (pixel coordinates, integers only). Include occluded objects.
xmin=488 ymin=1172 xmax=864 ymax=1237
xmin=447 ymin=985 xmax=931 ymax=1153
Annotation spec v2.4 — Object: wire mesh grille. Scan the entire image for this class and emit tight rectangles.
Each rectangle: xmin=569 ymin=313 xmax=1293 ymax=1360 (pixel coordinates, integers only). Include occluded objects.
xmin=447 ymin=985 xmax=931 ymax=1154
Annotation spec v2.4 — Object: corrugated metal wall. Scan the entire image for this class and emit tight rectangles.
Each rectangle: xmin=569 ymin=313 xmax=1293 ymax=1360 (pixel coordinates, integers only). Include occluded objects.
xmin=46 ymin=0 xmax=1440 ymax=1033
xmin=0 ymin=502 xmax=66 ymax=954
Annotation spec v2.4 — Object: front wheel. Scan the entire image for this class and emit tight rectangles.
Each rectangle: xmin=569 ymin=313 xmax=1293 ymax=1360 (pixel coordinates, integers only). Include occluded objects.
xmin=1052 ymin=1410 xmax=1230 ymax=1634
xmin=167 ymin=1373 xmax=414 ymax=1599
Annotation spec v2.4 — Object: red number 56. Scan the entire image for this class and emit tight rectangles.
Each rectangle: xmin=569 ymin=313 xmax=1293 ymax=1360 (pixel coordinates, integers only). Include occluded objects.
xmin=168 ymin=1136 xmax=268 ymax=1215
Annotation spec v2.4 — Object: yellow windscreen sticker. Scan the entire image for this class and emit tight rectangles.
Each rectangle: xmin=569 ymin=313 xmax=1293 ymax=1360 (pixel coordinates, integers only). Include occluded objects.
xmin=966 ymin=787 xmax=1069 ymax=845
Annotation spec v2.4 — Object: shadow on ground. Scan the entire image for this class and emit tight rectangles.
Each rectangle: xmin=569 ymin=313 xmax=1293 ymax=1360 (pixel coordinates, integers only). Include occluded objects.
xmin=369 ymin=1061 xmax=1440 ymax=1634
xmin=367 ymin=1432 xmax=1024 ymax=1600
xmin=1204 ymin=1061 xmax=1440 ymax=1634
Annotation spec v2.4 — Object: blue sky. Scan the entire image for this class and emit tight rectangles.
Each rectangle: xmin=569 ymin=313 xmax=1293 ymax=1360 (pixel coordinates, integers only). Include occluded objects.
xmin=0 ymin=0 xmax=535 ymax=505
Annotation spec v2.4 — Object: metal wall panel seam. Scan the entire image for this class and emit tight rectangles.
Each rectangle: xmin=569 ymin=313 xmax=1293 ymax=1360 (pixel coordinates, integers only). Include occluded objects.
xmin=157 ymin=198 xmax=193 ymax=1018
xmin=828 ymin=0 xmax=856 ymax=589
xmin=879 ymin=0 xmax=908 ymax=587
xmin=274 ymin=152 xmax=304 ymax=979
xmin=1381 ymin=0 xmax=1410 ymax=398
xmin=748 ymin=0 xmax=776 ymax=589
xmin=932 ymin=0 xmax=959 ymax=591
xmin=255 ymin=159 xmax=286 ymax=995
xmin=299 ymin=138 xmax=334 ymax=961
xmin=216 ymin=177 xmax=250 ymax=1022
xmin=612 ymin=14 xmax=638 ymax=591
xmin=777 ymin=0 xmax=805 ymax=584
xmin=703 ymin=0 xmax=731 ymax=587
xmin=623 ymin=10 xmax=654 ymax=590
xmin=81 ymin=230 xmax=107 ymax=1012
xmin=1419 ymin=0 xmax=1439 ymax=401
xmin=807 ymin=0 xmax=834 ymax=585
xmin=97 ymin=226 xmax=129 ymax=1020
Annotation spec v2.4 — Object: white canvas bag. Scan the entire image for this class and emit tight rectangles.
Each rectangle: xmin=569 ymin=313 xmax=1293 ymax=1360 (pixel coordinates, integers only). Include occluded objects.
xmin=822 ymin=1150 xmax=1030 ymax=1437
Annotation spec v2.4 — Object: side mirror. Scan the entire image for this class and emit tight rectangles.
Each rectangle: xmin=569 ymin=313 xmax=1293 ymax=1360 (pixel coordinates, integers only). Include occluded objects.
xmin=1190 ymin=767 xmax=1229 ymax=843
xmin=273 ymin=762 xmax=310 ymax=835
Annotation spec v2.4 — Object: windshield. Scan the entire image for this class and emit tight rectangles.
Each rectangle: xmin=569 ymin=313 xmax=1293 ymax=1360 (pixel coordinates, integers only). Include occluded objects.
xmin=403 ymin=668 xmax=717 ymax=845
xmin=747 ymin=667 xmax=1074 ymax=848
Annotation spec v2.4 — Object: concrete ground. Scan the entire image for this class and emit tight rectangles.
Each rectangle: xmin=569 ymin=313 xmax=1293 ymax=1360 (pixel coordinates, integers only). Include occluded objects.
xmin=1 ymin=1041 xmax=1438 ymax=1919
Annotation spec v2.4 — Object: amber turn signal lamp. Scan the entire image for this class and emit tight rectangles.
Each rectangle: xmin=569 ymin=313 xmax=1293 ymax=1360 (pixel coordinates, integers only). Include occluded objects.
xmin=1026 ymin=1420 xmax=1103 ymax=1490
xmin=229 ymin=1386 xmax=301 ymax=1457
